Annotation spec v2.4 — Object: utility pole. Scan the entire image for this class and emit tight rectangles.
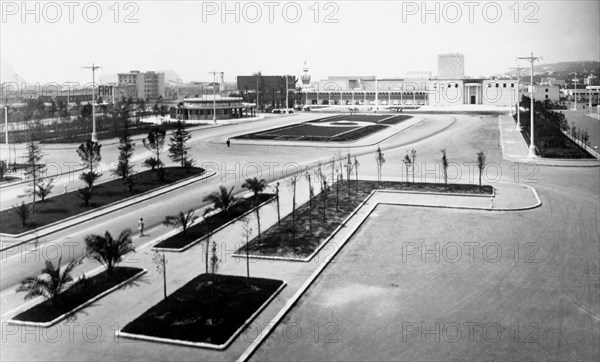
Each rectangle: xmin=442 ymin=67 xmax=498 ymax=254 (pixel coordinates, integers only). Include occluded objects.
xmin=285 ymin=75 xmax=289 ymax=113
xmin=1 ymin=82 xmax=8 ymax=165
xmin=208 ymin=71 xmax=223 ymax=123
xmin=509 ymin=66 xmax=525 ymax=131
xmin=253 ymin=71 xmax=260 ymax=112
xmin=375 ymin=76 xmax=379 ymax=112
xmin=82 ymin=63 xmax=102 ymax=142
xmin=3 ymin=104 xmax=7 ymax=165
xmin=572 ymin=74 xmax=578 ymax=110
xmin=517 ymin=52 xmax=542 ymax=158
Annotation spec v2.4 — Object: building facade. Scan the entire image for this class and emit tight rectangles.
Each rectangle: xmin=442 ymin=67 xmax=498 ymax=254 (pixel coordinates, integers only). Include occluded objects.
xmin=173 ymin=96 xmax=255 ymax=120
xmin=237 ymin=74 xmax=297 ymax=109
xmin=117 ymin=70 xmax=165 ymax=101
xmin=438 ymin=53 xmax=465 ymax=80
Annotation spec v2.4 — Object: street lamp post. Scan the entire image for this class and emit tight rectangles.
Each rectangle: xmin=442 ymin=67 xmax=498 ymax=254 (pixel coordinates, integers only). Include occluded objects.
xmin=517 ymin=52 xmax=542 ymax=158
xmin=0 ymin=82 xmax=8 ymax=164
xmin=83 ymin=63 xmax=101 ymax=142
xmin=208 ymin=71 xmax=222 ymax=123
xmin=573 ymin=74 xmax=578 ymax=110
xmin=510 ymin=66 xmax=524 ymax=131
xmin=285 ymin=75 xmax=290 ymax=113
xmin=3 ymin=105 xmax=7 ymax=165
xmin=254 ymin=72 xmax=260 ymax=111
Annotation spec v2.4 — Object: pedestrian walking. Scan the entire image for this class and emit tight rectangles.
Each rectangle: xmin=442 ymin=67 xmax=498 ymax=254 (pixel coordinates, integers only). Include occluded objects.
xmin=226 ymin=139 xmax=231 ymax=147
xmin=138 ymin=218 xmax=145 ymax=237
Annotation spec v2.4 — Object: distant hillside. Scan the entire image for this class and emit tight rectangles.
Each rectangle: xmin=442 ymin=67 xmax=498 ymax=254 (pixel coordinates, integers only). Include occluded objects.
xmin=0 ymin=59 xmax=27 ymax=84
xmin=505 ymin=61 xmax=599 ymax=77
xmin=534 ymin=61 xmax=599 ymax=75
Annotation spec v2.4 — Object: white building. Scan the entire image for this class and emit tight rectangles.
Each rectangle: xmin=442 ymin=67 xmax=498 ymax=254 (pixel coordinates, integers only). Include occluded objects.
xmin=117 ymin=70 xmax=165 ymax=101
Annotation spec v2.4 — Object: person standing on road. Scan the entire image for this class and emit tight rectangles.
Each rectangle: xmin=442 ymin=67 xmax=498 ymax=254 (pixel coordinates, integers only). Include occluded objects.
xmin=138 ymin=218 xmax=145 ymax=237
xmin=226 ymin=139 xmax=231 ymax=147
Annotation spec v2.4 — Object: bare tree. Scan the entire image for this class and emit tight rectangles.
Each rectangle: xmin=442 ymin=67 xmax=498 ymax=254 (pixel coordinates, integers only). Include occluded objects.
xmin=287 ymin=174 xmax=300 ymax=243
xmin=274 ymin=182 xmax=281 ymax=227
xmin=305 ymin=170 xmax=314 ymax=236
xmin=441 ymin=149 xmax=449 ymax=190
xmin=375 ymin=146 xmax=385 ymax=187
xmin=410 ymin=149 xmax=417 ymax=183
xmin=241 ymin=217 xmax=253 ymax=285
xmin=353 ymin=156 xmax=360 ymax=193
xmin=345 ymin=153 xmax=354 ymax=198
xmin=152 ymin=251 xmax=168 ymax=311
xmin=403 ymin=153 xmax=412 ymax=183
xmin=477 ymin=151 xmax=486 ymax=191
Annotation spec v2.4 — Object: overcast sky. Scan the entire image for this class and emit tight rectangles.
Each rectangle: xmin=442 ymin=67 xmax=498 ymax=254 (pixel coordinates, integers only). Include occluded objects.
xmin=1 ymin=0 xmax=599 ymax=85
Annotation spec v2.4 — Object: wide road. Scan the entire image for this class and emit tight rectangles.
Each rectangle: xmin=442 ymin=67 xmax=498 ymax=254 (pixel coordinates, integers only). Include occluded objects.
xmin=0 ymin=111 xmax=459 ymax=291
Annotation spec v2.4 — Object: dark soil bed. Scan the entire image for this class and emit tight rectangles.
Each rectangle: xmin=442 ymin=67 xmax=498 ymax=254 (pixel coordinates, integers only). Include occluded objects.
xmin=13 ymin=267 xmax=144 ymax=323
xmin=121 ymin=274 xmax=284 ymax=345
xmin=239 ymin=180 xmax=493 ymax=259
xmin=1 ymin=167 xmax=205 ymax=234
xmin=154 ymin=194 xmax=275 ymax=250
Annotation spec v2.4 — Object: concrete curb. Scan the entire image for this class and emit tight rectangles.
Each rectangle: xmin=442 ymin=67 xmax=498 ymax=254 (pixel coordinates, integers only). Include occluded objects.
xmin=116 ymin=280 xmax=287 ymax=350
xmin=7 ymin=268 xmax=147 ymax=328
xmin=152 ymin=195 xmax=276 ymax=253
xmin=0 ymin=170 xmax=216 ymax=249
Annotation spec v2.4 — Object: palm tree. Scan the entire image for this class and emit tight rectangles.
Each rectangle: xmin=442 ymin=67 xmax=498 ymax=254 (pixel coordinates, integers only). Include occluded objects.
xmin=242 ymin=177 xmax=267 ymax=242
xmin=202 ymin=185 xmax=239 ymax=215
xmin=242 ymin=177 xmax=267 ymax=203
xmin=16 ymin=257 xmax=79 ymax=306
xmin=163 ymin=210 xmax=197 ymax=237
xmin=84 ymin=229 xmax=136 ymax=277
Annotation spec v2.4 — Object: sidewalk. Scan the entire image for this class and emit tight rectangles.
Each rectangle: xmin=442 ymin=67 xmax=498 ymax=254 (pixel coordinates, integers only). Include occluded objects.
xmin=498 ymin=114 xmax=600 ymax=167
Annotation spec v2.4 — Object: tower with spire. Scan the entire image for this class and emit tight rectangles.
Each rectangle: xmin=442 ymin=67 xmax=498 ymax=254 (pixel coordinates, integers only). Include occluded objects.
xmin=301 ymin=61 xmax=311 ymax=88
